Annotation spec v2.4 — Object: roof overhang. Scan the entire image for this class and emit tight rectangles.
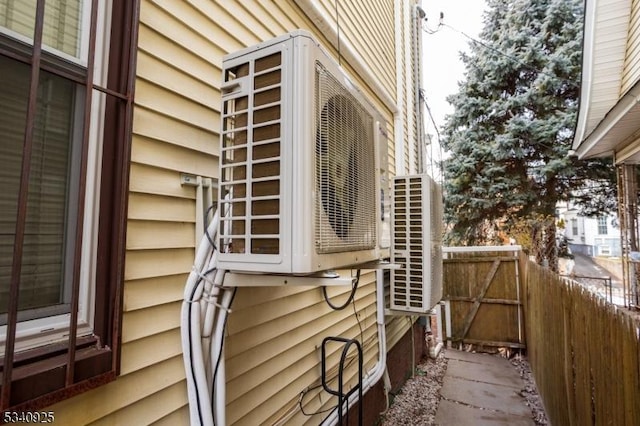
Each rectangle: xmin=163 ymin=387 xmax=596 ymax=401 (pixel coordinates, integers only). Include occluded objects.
xmin=573 ymin=0 xmax=633 ymax=159
xmin=575 ymin=80 xmax=640 ymax=160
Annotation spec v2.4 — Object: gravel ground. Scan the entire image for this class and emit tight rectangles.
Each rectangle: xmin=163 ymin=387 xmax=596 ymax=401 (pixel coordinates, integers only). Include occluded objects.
xmin=380 ymin=349 xmax=549 ymax=426
xmin=380 ymin=351 xmax=448 ymax=425
xmin=510 ymin=353 xmax=549 ymax=425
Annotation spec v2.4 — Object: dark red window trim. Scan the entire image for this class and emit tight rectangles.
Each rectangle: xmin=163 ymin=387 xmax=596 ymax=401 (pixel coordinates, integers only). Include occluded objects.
xmin=0 ymin=0 xmax=140 ymax=411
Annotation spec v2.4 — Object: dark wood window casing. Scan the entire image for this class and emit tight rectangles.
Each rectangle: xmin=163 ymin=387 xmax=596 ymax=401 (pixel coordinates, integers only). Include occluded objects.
xmin=0 ymin=0 xmax=139 ymax=411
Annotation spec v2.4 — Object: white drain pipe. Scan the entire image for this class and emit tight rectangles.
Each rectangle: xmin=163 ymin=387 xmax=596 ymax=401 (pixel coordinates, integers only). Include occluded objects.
xmin=321 ymin=269 xmax=389 ymax=426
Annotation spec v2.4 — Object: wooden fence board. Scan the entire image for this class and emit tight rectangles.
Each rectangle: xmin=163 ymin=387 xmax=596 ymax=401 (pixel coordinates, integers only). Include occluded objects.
xmin=442 ymin=247 xmax=523 ymax=348
xmin=458 ymin=260 xmax=501 ymax=340
xmin=444 ymin=249 xmax=640 ymax=425
xmin=523 ymin=258 xmax=640 ymax=426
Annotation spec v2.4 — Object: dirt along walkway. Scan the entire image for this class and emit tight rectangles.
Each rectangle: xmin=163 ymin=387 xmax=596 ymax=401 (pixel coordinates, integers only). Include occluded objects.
xmin=381 ymin=347 xmax=546 ymax=425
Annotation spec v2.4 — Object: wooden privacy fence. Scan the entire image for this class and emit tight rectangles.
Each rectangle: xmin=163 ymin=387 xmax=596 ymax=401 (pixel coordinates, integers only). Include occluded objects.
xmin=441 ymin=246 xmax=525 ymax=349
xmin=524 ymin=261 xmax=640 ymax=426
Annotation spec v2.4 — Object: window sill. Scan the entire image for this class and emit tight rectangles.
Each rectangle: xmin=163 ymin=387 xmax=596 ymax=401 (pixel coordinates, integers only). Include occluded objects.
xmin=0 ymin=338 xmax=113 ymax=410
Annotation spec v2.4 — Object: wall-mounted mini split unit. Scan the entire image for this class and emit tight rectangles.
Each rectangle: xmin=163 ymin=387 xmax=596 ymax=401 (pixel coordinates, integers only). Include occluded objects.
xmin=390 ymin=174 xmax=443 ymax=313
xmin=216 ymin=30 xmax=386 ymax=275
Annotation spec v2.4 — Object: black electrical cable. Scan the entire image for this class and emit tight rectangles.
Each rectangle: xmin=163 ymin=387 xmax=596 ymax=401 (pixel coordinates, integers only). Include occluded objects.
xmin=300 ymin=268 xmax=373 ymax=418
xmin=298 ymin=333 xmax=368 ymax=416
xmin=351 ymin=293 xmax=365 ymax=346
xmin=420 ymin=90 xmax=445 ymax=183
xmin=186 ymin=264 xmax=220 ymax=426
xmin=212 ymin=286 xmax=237 ymax=426
xmin=203 ymin=203 xmax=218 ymax=252
xmin=322 ymin=270 xmax=360 ymax=311
xmin=299 ymin=382 xmax=338 ymax=416
xmin=300 ymin=271 xmax=365 ymax=417
xmin=187 ymin=274 xmax=206 ymax=426
xmin=335 ymin=0 xmax=341 ymax=66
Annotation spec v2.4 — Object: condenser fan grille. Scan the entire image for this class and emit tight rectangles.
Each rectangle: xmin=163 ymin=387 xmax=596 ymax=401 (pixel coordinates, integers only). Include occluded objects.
xmin=314 ymin=62 xmax=377 ymax=253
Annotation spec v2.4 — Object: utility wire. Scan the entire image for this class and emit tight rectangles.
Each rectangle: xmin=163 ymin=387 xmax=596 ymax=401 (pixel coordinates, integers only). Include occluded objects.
xmin=335 ymin=0 xmax=341 ymax=66
xmin=420 ymin=89 xmax=442 ymax=144
xmin=443 ymin=23 xmax=580 ymax=89
xmin=419 ymin=89 xmax=445 ymax=183
xmin=422 ymin=17 xmax=580 ymax=90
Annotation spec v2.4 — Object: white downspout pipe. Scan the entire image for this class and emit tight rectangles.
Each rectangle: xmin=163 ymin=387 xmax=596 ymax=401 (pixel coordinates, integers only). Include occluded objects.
xmin=280 ymin=3 xmax=402 ymax=423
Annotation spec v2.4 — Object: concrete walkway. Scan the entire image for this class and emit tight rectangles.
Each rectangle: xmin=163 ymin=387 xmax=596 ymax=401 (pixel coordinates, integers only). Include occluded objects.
xmin=434 ymin=350 xmax=535 ymax=425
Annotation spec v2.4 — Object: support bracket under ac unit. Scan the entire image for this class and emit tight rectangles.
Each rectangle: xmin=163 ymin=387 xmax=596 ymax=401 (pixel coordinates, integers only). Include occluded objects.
xmin=223 ymin=260 xmax=401 ymax=287
xmin=223 ymin=272 xmax=355 ymax=287
xmin=355 ymin=260 xmax=403 ymax=270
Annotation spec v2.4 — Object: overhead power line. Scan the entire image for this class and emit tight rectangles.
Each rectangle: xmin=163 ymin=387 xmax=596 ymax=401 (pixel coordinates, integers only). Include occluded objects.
xmin=422 ymin=17 xmax=580 ymax=89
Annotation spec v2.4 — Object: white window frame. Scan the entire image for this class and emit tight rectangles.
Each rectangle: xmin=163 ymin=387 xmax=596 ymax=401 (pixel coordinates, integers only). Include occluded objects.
xmin=0 ymin=0 xmax=92 ymax=65
xmin=597 ymin=216 xmax=608 ymax=235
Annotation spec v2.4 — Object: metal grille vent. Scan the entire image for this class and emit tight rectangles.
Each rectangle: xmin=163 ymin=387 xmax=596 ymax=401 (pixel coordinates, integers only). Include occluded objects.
xmin=390 ymin=175 xmax=443 ymax=313
xmin=314 ymin=62 xmax=377 ymax=254
xmin=219 ymin=52 xmax=283 ymax=256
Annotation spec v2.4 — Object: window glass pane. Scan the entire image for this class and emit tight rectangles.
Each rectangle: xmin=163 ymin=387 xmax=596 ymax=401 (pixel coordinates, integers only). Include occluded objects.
xmin=0 ymin=55 xmax=80 ymax=323
xmin=44 ymin=0 xmax=83 ymax=58
xmin=0 ymin=0 xmax=34 ymax=41
xmin=0 ymin=0 xmax=84 ymax=59
xmin=0 ymin=55 xmax=28 ymax=318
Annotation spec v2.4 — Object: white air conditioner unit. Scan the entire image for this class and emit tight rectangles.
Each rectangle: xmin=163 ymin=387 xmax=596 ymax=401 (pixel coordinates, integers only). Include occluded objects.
xmin=390 ymin=174 xmax=443 ymax=313
xmin=216 ymin=30 xmax=385 ymax=274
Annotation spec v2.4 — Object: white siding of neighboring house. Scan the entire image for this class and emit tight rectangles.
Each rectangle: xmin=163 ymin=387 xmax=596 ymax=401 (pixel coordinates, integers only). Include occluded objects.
xmin=621 ymin=0 xmax=640 ymax=95
xmin=561 ymin=208 xmax=621 ymax=257
xmin=583 ymin=215 xmax=621 ymax=257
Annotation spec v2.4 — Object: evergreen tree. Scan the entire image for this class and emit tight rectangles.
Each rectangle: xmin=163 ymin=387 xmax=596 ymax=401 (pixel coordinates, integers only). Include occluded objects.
xmin=441 ymin=0 xmax=615 ymax=268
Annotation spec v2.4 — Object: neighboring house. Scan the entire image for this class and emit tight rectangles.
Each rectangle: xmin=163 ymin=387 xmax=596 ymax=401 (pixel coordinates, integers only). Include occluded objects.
xmin=572 ymin=0 xmax=640 ymax=302
xmin=557 ymin=203 xmax=621 ymax=257
xmin=1 ymin=0 xmax=427 ymax=424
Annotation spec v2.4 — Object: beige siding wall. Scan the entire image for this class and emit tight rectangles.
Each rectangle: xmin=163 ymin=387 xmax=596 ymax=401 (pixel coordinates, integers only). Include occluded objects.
xmin=394 ymin=0 xmax=420 ymax=175
xmin=314 ymin=0 xmax=396 ymax=100
xmin=226 ymin=274 xmax=380 ymax=424
xmin=622 ymin=0 xmax=640 ymax=95
xmin=47 ymin=0 xmax=416 ymax=424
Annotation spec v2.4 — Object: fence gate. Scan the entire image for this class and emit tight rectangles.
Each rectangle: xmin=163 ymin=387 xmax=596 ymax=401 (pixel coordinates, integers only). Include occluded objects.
xmin=441 ymin=246 xmax=525 ymax=349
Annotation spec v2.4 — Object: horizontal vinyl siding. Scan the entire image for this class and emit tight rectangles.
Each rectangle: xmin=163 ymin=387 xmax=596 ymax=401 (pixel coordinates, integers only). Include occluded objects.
xmin=88 ymin=381 xmax=189 ymax=426
xmin=48 ymin=0 xmax=405 ymax=424
xmin=149 ymin=406 xmax=190 ymax=426
xmin=123 ymin=274 xmax=187 ymax=311
xmin=226 ymin=273 xmax=380 ymax=425
xmin=622 ymin=0 xmax=640 ymax=94
xmin=47 ymin=356 xmax=186 ymax=425
xmin=389 ymin=0 xmax=419 ymax=176
xmin=315 ymin=0 xmax=396 ymax=100
xmin=385 ymin=315 xmax=413 ymax=352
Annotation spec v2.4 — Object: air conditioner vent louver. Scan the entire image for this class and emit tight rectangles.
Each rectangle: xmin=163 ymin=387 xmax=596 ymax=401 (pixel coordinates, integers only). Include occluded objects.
xmin=219 ymin=52 xmax=283 ymax=257
xmin=390 ymin=174 xmax=443 ymax=313
xmin=216 ymin=31 xmax=382 ymax=275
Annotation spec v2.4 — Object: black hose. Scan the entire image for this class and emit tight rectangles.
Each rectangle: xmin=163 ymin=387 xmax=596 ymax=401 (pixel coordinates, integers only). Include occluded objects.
xmin=322 ymin=270 xmax=361 ymax=310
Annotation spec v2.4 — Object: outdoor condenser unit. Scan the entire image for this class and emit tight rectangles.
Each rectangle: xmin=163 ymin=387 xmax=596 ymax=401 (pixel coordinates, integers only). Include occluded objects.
xmin=216 ymin=30 xmax=385 ymax=274
xmin=390 ymin=174 xmax=444 ymax=313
